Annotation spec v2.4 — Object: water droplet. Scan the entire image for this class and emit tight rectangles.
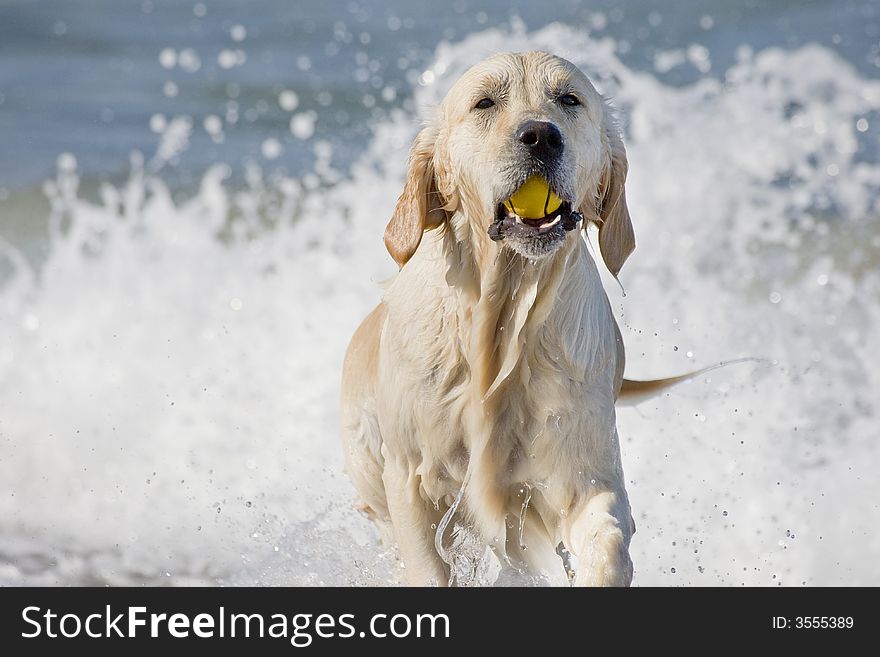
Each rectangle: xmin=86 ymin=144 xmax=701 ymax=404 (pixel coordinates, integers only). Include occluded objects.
xmin=158 ymin=48 xmax=176 ymax=69
xmin=230 ymin=24 xmax=247 ymax=42
xmin=178 ymin=48 xmax=201 ymax=72
xmin=203 ymin=114 xmax=222 ymax=136
xmin=290 ymin=111 xmax=317 ymax=139
xmin=278 ymin=89 xmax=300 ymax=112
xmin=261 ymin=138 xmax=282 ymax=160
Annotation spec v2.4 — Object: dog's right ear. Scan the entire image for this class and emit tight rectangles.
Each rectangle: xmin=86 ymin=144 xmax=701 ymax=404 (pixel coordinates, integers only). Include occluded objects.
xmin=384 ymin=124 xmax=447 ymax=268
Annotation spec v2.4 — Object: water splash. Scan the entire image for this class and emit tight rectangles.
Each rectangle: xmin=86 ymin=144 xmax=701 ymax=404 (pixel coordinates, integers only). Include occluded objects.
xmin=518 ymin=483 xmax=533 ymax=551
xmin=434 ymin=483 xmax=466 ymax=585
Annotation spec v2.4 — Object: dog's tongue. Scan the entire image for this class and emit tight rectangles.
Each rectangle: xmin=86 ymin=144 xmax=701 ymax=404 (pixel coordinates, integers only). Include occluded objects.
xmin=504 ymin=176 xmax=563 ymax=219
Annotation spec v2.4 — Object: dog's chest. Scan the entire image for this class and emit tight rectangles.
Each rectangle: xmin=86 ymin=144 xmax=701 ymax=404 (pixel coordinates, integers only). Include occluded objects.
xmin=385 ymin=291 xmax=612 ymax=478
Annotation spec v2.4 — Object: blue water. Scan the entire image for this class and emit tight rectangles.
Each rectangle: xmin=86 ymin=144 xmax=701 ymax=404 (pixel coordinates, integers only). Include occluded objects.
xmin=1 ymin=0 xmax=877 ymax=191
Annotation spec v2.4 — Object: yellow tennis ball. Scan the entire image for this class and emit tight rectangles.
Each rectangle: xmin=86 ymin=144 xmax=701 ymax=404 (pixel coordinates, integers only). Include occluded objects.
xmin=504 ymin=176 xmax=562 ymax=219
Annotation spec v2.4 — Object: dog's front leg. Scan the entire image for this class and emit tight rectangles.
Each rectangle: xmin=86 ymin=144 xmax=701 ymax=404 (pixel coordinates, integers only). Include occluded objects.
xmin=382 ymin=458 xmax=449 ymax=586
xmin=563 ymin=489 xmax=634 ymax=587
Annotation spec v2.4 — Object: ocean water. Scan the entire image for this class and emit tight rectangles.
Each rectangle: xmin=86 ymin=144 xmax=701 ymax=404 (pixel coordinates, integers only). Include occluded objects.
xmin=1 ymin=1 xmax=879 ymax=585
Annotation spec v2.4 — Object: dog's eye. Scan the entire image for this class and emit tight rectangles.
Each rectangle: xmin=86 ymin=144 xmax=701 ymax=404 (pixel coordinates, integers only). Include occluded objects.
xmin=474 ymin=97 xmax=495 ymax=110
xmin=558 ymin=94 xmax=581 ymax=107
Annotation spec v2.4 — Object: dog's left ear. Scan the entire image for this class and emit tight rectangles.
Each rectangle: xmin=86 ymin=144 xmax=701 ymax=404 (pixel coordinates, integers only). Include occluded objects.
xmin=384 ymin=124 xmax=447 ymax=268
xmin=595 ymin=121 xmax=635 ymax=279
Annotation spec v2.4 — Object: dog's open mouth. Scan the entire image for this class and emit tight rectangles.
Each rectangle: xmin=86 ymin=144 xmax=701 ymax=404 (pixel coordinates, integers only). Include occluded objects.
xmin=488 ymin=200 xmax=582 ymax=242
xmin=488 ymin=175 xmax=582 ymax=244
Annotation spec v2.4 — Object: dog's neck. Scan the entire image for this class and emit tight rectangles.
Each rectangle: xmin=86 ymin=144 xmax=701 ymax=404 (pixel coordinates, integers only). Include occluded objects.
xmin=441 ymin=216 xmax=585 ymax=400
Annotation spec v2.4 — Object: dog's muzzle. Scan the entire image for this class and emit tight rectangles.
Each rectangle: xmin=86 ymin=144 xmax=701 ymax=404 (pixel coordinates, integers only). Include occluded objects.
xmin=488 ymin=201 xmax=582 ymax=242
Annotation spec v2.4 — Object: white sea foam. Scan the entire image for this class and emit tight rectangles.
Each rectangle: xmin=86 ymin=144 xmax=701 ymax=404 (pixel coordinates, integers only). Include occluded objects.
xmin=1 ymin=23 xmax=879 ymax=585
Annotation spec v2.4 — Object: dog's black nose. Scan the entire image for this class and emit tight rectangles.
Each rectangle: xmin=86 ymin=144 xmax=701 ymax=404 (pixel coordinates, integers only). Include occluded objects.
xmin=517 ymin=121 xmax=564 ymax=162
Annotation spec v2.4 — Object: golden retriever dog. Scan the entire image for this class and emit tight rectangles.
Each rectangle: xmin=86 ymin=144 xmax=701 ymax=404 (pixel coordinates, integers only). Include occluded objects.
xmin=341 ymin=51 xmax=641 ymax=586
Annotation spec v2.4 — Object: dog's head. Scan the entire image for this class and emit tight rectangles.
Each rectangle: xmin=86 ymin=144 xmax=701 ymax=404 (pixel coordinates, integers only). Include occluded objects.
xmin=385 ymin=51 xmax=634 ymax=277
